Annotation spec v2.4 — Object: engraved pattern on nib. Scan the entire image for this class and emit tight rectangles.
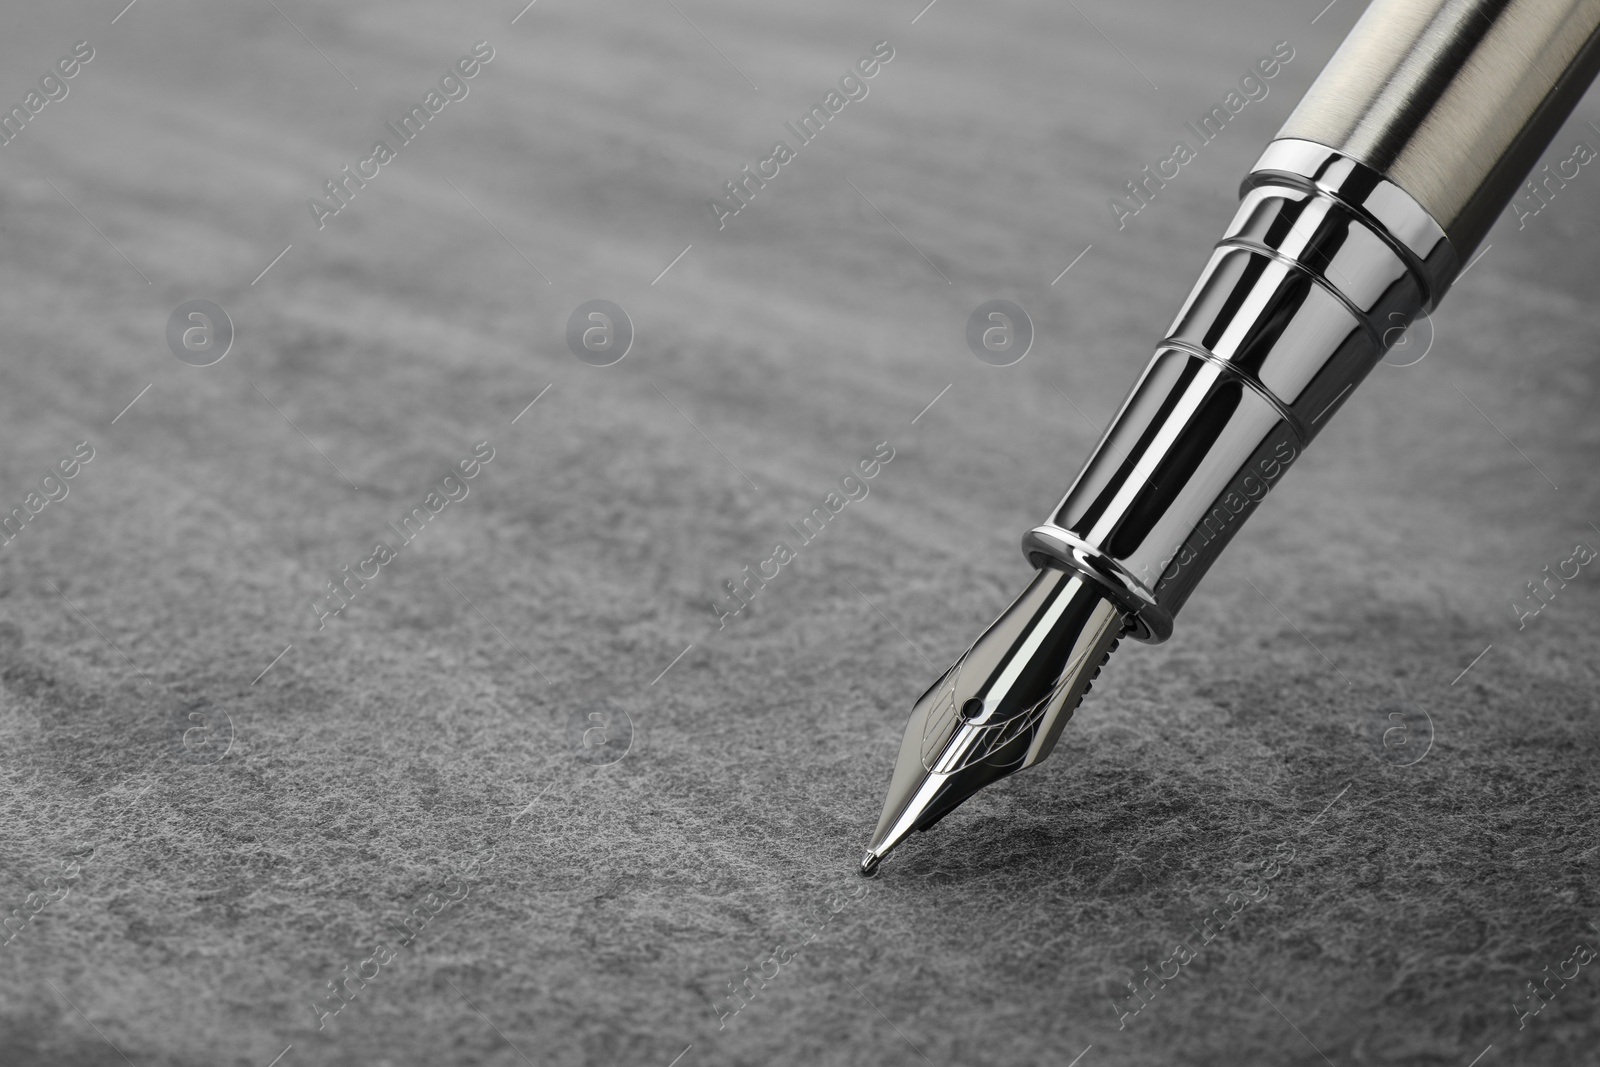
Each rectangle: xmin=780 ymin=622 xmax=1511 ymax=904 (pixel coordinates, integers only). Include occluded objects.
xmin=918 ymin=637 xmax=1119 ymax=775
xmin=918 ymin=652 xmax=968 ymax=772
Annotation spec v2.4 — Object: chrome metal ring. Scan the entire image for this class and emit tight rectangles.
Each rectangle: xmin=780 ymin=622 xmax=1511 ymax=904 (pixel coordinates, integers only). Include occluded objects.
xmin=1021 ymin=525 xmax=1172 ymax=643
xmin=1244 ymin=138 xmax=1460 ymax=307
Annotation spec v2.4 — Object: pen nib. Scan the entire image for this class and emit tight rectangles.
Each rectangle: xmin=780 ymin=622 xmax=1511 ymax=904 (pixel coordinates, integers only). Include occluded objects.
xmin=862 ymin=566 xmax=1124 ymax=872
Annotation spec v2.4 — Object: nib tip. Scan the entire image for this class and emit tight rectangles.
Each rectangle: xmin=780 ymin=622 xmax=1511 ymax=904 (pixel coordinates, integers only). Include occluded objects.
xmin=858 ymin=851 xmax=881 ymax=877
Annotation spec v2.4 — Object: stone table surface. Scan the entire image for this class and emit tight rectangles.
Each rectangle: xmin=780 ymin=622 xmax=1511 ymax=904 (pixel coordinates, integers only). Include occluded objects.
xmin=0 ymin=1 xmax=1598 ymax=1065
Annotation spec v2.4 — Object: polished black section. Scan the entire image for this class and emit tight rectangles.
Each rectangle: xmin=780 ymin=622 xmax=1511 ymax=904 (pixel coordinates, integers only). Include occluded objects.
xmin=1166 ymin=245 xmax=1379 ymax=433
xmin=1049 ymin=350 xmax=1294 ymax=623
xmin=1031 ymin=157 xmax=1434 ymax=639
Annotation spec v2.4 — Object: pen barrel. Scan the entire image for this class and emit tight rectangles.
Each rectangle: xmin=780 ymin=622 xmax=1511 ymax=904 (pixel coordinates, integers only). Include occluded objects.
xmin=1279 ymin=0 xmax=1600 ymax=255
xmin=1023 ymin=0 xmax=1600 ymax=644
xmin=1025 ymin=142 xmax=1450 ymax=642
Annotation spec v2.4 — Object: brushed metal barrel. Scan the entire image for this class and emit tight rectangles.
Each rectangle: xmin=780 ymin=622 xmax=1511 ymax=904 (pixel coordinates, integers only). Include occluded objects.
xmin=1278 ymin=0 xmax=1600 ymax=255
xmin=1025 ymin=146 xmax=1443 ymax=642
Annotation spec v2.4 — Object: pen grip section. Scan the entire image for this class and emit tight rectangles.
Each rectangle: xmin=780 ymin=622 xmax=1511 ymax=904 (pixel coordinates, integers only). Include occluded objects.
xmin=1026 ymin=145 xmax=1447 ymax=642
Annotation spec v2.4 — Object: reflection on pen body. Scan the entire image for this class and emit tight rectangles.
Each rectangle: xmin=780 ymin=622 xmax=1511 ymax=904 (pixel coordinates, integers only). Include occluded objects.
xmin=863 ymin=0 xmax=1600 ymax=874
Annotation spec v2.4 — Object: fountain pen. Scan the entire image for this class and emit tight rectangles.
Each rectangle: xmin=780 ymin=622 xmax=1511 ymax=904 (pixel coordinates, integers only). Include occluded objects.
xmin=863 ymin=0 xmax=1600 ymax=874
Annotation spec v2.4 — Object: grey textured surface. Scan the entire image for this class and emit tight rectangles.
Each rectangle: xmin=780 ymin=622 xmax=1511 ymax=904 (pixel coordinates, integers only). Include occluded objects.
xmin=1 ymin=1 xmax=1599 ymax=1065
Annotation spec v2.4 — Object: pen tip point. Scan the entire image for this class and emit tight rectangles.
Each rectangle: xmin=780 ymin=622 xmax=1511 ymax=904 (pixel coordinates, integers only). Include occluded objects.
xmin=859 ymin=851 xmax=881 ymax=877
